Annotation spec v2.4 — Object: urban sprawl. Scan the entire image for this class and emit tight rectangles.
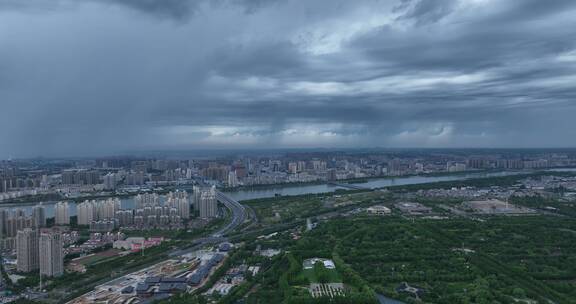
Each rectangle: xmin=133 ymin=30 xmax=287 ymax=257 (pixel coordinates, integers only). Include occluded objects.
xmin=1 ymin=149 xmax=576 ymax=304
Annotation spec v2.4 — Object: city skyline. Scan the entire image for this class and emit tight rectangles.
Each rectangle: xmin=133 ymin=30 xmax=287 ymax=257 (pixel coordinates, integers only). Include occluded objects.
xmin=1 ymin=1 xmax=576 ymax=157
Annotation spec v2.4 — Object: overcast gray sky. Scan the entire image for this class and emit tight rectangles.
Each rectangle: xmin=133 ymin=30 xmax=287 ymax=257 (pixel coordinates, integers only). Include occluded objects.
xmin=1 ymin=0 xmax=576 ymax=158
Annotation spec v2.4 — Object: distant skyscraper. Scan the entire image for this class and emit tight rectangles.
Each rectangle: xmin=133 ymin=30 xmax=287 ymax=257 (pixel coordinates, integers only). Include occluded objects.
xmin=32 ymin=204 xmax=46 ymax=228
xmin=288 ymin=162 xmax=298 ymax=174
xmin=228 ymin=171 xmax=238 ymax=187
xmin=389 ymin=158 xmax=402 ymax=174
xmin=39 ymin=232 xmax=64 ymax=277
xmin=103 ymin=173 xmax=117 ymax=190
xmin=178 ymin=197 xmax=190 ymax=220
xmin=0 ymin=209 xmax=7 ymax=239
xmin=16 ymin=228 xmax=39 ymax=272
xmin=192 ymin=185 xmax=201 ymax=211
xmin=54 ymin=202 xmax=70 ymax=225
xmin=199 ymin=186 xmax=218 ymax=219
xmin=61 ymin=171 xmax=75 ymax=185
xmin=467 ymin=158 xmax=487 ymax=169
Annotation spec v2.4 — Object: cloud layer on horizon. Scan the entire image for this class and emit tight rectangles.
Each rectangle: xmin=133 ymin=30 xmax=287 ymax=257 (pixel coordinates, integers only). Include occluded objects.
xmin=1 ymin=0 xmax=576 ymax=157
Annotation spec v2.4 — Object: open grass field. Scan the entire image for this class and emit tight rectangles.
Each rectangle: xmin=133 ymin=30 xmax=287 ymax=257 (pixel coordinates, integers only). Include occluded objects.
xmin=244 ymin=190 xmax=390 ymax=225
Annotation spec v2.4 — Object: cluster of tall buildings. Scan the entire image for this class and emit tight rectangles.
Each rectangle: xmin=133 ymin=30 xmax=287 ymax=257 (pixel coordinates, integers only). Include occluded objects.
xmin=77 ymin=192 xmax=193 ymax=231
xmin=1 ymin=151 xmax=574 ymax=203
xmin=134 ymin=193 xmax=160 ymax=209
xmin=165 ymin=191 xmax=191 ymax=220
xmin=131 ymin=192 xmax=189 ymax=228
xmin=103 ymin=173 xmax=117 ymax=190
xmin=0 ymin=187 xmax=222 ymax=284
xmin=16 ymin=228 xmax=63 ymax=277
xmin=61 ymin=170 xmax=100 ymax=185
xmin=76 ymin=198 xmax=122 ymax=232
xmin=1 ymin=203 xmax=67 ymax=250
xmin=201 ymin=165 xmax=230 ymax=182
xmin=288 ymin=160 xmax=322 ymax=174
xmin=193 ymin=185 xmax=218 ymax=219
xmin=0 ymin=205 xmax=46 ymax=239
xmin=77 ymin=198 xmax=122 ymax=225
xmin=132 ymin=205 xmax=182 ymax=229
xmin=1 ymin=187 xmax=219 ymax=251
xmin=0 ymin=174 xmax=45 ymax=193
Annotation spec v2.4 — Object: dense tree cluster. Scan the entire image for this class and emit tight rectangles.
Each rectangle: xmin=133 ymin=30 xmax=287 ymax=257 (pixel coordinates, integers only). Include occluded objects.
xmin=297 ymin=216 xmax=576 ymax=304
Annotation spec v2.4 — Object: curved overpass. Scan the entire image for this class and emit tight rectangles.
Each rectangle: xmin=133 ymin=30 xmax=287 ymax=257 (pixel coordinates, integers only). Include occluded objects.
xmin=213 ymin=191 xmax=247 ymax=237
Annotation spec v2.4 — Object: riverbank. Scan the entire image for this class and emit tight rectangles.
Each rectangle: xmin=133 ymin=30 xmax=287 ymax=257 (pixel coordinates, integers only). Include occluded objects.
xmin=221 ymin=169 xmax=498 ymax=192
xmin=3 ymin=169 xmax=573 ymax=216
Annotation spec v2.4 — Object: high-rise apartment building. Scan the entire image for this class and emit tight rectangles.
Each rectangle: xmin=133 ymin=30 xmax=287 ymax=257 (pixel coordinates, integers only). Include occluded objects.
xmin=192 ymin=185 xmax=201 ymax=211
xmin=166 ymin=191 xmax=190 ymax=220
xmin=32 ymin=204 xmax=46 ymax=228
xmin=199 ymin=186 xmax=217 ymax=219
xmin=54 ymin=202 xmax=70 ymax=225
xmin=16 ymin=228 xmax=39 ymax=272
xmin=61 ymin=170 xmax=100 ymax=185
xmin=77 ymin=198 xmax=121 ymax=225
xmin=39 ymin=232 xmax=64 ymax=277
xmin=227 ymin=171 xmax=238 ymax=187
xmin=134 ymin=193 xmax=160 ymax=209
xmin=99 ymin=198 xmax=121 ymax=219
xmin=3 ymin=209 xmax=33 ymax=238
xmin=61 ymin=171 xmax=75 ymax=185
xmin=77 ymin=201 xmax=95 ymax=226
xmin=0 ymin=209 xmax=7 ymax=239
xmin=103 ymin=173 xmax=116 ymax=190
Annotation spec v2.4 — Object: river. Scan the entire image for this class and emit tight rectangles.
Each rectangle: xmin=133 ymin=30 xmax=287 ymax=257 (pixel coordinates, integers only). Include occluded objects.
xmin=0 ymin=171 xmax=525 ymax=217
xmin=224 ymin=171 xmax=518 ymax=201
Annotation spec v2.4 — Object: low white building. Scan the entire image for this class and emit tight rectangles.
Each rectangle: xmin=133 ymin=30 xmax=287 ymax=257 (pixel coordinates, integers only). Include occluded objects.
xmin=113 ymin=237 xmax=144 ymax=250
xmin=303 ymin=258 xmax=335 ymax=270
xmin=366 ymin=205 xmax=391 ymax=215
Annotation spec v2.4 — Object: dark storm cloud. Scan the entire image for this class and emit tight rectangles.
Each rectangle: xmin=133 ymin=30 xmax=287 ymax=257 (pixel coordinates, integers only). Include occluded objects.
xmin=96 ymin=0 xmax=201 ymax=20
xmin=394 ymin=0 xmax=459 ymax=25
xmin=1 ymin=0 xmax=576 ymax=157
xmin=210 ymin=41 xmax=306 ymax=79
xmin=354 ymin=18 xmax=576 ymax=73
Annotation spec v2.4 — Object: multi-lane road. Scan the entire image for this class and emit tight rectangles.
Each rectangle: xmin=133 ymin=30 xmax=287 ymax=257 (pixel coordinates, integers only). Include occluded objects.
xmin=168 ymin=189 xmax=249 ymax=257
xmin=213 ymin=190 xmax=248 ymax=237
